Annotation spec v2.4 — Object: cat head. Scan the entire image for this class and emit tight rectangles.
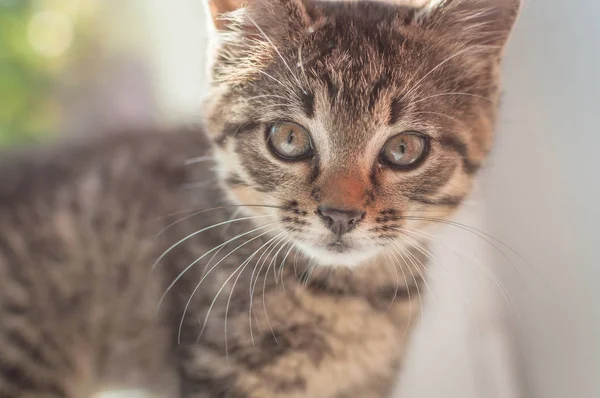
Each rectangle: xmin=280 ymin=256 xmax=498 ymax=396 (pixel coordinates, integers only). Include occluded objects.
xmin=203 ymin=0 xmax=520 ymax=267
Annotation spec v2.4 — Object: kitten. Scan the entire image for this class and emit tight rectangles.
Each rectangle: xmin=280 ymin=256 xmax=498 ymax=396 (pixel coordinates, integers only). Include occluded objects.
xmin=0 ymin=0 xmax=520 ymax=397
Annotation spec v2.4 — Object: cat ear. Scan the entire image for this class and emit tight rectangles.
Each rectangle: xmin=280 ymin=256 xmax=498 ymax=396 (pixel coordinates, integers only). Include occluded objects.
xmin=209 ymin=0 xmax=313 ymax=34
xmin=210 ymin=0 xmax=315 ymax=84
xmin=246 ymin=0 xmax=314 ymax=37
xmin=419 ymin=0 xmax=521 ymax=48
xmin=209 ymin=0 xmax=245 ymax=30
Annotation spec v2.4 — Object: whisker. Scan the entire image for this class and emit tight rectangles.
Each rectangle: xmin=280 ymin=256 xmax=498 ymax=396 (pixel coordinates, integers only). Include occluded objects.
xmin=292 ymin=246 xmax=301 ymax=277
xmin=246 ymin=94 xmax=289 ymax=102
xmin=401 ymin=215 xmax=552 ymax=294
xmin=382 ymin=252 xmax=402 ymax=313
xmin=388 ymin=243 xmax=425 ymax=322
xmin=395 ymin=243 xmax=432 ymax=314
xmin=224 ymin=232 xmax=285 ymax=361
xmin=184 ymin=155 xmax=213 ymax=166
xmin=411 ymin=111 xmax=464 ymax=125
xmin=400 ymin=226 xmax=517 ymax=316
xmin=153 ymin=214 xmax=273 ymax=267
xmin=182 ymin=180 xmax=218 ymax=190
xmin=261 ymin=237 xmax=292 ymax=343
xmin=401 ymin=40 xmax=504 ymax=102
xmin=189 ymin=226 xmax=281 ymax=345
xmin=398 ymin=233 xmax=483 ymax=343
xmin=246 ymin=15 xmax=303 ymax=88
xmin=411 ymin=92 xmax=497 ymax=105
xmin=302 ymin=257 xmax=317 ymax=288
xmin=297 ymin=42 xmax=309 ymax=82
xmin=258 ymin=70 xmax=292 ymax=92
xmin=156 ymin=203 xmax=284 ymax=221
xmin=220 ymin=208 xmax=244 ymax=239
xmin=271 ymin=237 xmax=292 ymax=285
xmin=250 ymin=234 xmax=286 ymax=306
xmin=248 ymin=232 xmax=286 ymax=345
xmin=278 ymin=242 xmax=296 ymax=292
xmin=382 ymin=246 xmax=424 ymax=340
xmin=158 ymin=221 xmax=276 ymax=311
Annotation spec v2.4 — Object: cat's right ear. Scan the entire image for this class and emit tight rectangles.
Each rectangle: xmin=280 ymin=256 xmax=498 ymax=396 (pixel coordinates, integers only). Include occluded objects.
xmin=417 ymin=0 xmax=522 ymax=49
xmin=209 ymin=0 xmax=246 ymax=30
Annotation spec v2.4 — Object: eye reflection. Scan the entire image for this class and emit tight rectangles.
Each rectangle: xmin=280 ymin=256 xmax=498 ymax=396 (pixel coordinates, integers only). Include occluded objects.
xmin=380 ymin=132 xmax=428 ymax=169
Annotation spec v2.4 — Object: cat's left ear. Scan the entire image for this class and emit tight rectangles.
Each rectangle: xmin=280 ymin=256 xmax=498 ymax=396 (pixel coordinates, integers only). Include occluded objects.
xmin=419 ymin=0 xmax=522 ymax=49
xmin=209 ymin=0 xmax=245 ymax=30
xmin=209 ymin=0 xmax=314 ymax=35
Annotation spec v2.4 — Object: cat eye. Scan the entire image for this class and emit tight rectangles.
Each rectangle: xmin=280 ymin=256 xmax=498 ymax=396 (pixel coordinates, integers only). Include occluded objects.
xmin=380 ymin=132 xmax=429 ymax=169
xmin=267 ymin=121 xmax=313 ymax=160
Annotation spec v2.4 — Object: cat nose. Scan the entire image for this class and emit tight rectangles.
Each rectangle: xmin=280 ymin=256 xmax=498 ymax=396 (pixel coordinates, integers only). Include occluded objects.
xmin=317 ymin=207 xmax=365 ymax=237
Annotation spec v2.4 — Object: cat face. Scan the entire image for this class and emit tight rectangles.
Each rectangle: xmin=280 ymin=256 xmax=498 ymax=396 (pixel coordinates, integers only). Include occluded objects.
xmin=205 ymin=0 xmax=520 ymax=266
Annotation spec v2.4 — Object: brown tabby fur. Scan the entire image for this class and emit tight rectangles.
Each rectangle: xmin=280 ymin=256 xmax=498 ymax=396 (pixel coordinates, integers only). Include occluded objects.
xmin=0 ymin=0 xmax=520 ymax=397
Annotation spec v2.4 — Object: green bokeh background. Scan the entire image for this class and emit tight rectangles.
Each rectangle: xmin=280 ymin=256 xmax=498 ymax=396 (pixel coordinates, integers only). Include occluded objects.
xmin=1 ymin=1 xmax=57 ymax=145
xmin=0 ymin=0 xmax=122 ymax=147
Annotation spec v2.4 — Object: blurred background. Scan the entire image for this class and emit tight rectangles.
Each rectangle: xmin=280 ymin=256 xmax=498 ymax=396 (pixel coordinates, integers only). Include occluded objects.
xmin=0 ymin=0 xmax=208 ymax=146
xmin=1 ymin=0 xmax=598 ymax=397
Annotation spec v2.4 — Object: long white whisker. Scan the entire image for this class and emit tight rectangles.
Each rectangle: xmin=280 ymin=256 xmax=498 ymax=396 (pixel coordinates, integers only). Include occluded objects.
xmin=246 ymin=94 xmax=289 ymax=102
xmin=390 ymin=242 xmax=430 ymax=316
xmin=411 ymin=111 xmax=464 ymax=125
xmin=246 ymin=14 xmax=303 ymax=88
xmin=184 ymin=155 xmax=213 ymax=166
xmin=399 ymin=233 xmax=482 ymax=343
xmin=261 ymin=238 xmax=291 ymax=343
xmin=385 ymin=246 xmax=419 ymax=340
xmin=258 ymin=70 xmax=291 ymax=92
xmin=247 ymin=232 xmax=286 ymax=345
xmin=272 ymin=237 xmax=292 ymax=285
xmin=220 ymin=208 xmax=244 ymax=239
xmin=278 ymin=243 xmax=296 ymax=292
xmin=158 ymin=222 xmax=276 ymax=311
xmin=402 ymin=215 xmax=553 ymax=295
xmin=224 ymin=232 xmax=284 ymax=361
xmin=411 ymin=92 xmax=497 ymax=105
xmin=401 ymin=41 xmax=503 ymax=102
xmin=400 ymin=226 xmax=516 ymax=316
xmin=292 ymin=246 xmax=301 ymax=277
xmin=297 ymin=42 xmax=308 ymax=82
xmin=153 ymin=215 xmax=273 ymax=268
xmin=382 ymin=252 xmax=402 ymax=312
xmin=188 ymin=227 xmax=281 ymax=345
xmin=388 ymin=244 xmax=422 ymax=322
xmin=156 ymin=204 xmax=283 ymax=221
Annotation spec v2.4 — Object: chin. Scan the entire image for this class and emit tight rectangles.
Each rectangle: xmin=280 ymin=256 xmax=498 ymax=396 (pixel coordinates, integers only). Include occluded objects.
xmin=295 ymin=241 xmax=381 ymax=268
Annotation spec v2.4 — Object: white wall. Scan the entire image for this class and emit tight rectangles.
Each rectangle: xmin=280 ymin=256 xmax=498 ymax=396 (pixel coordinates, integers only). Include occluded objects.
xmin=487 ymin=0 xmax=600 ymax=396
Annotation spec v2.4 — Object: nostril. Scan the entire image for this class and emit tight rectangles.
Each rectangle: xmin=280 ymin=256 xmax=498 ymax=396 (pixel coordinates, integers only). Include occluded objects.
xmin=346 ymin=211 xmax=365 ymax=230
xmin=316 ymin=207 xmax=366 ymax=235
xmin=316 ymin=208 xmax=334 ymax=226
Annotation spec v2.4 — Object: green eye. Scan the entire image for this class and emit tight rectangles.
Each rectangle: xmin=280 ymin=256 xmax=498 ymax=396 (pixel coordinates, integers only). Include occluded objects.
xmin=380 ymin=132 xmax=429 ymax=169
xmin=268 ymin=121 xmax=313 ymax=160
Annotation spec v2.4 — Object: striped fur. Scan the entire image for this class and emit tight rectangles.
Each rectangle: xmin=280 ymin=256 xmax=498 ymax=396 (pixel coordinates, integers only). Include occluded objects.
xmin=0 ymin=0 xmax=520 ymax=397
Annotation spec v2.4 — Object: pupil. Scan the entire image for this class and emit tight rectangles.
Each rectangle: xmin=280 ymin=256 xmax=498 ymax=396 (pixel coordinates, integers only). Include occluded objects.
xmin=287 ymin=132 xmax=295 ymax=145
xmin=399 ymin=143 xmax=406 ymax=154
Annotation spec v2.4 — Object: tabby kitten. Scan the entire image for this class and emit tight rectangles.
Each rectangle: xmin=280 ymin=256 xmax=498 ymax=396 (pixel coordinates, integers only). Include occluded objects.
xmin=0 ymin=0 xmax=520 ymax=397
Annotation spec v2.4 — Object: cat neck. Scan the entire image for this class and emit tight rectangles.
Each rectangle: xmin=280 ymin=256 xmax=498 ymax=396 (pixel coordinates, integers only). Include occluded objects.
xmin=287 ymin=248 xmax=427 ymax=311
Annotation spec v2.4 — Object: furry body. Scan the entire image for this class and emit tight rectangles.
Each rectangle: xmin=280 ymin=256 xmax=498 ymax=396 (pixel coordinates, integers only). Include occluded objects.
xmin=0 ymin=0 xmax=520 ymax=396
xmin=0 ymin=131 xmax=419 ymax=397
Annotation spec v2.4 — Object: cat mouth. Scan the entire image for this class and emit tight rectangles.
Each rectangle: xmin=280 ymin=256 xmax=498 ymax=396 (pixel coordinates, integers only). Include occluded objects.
xmin=326 ymin=241 xmax=352 ymax=253
xmin=327 ymin=240 xmax=352 ymax=253
xmin=295 ymin=239 xmax=379 ymax=267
